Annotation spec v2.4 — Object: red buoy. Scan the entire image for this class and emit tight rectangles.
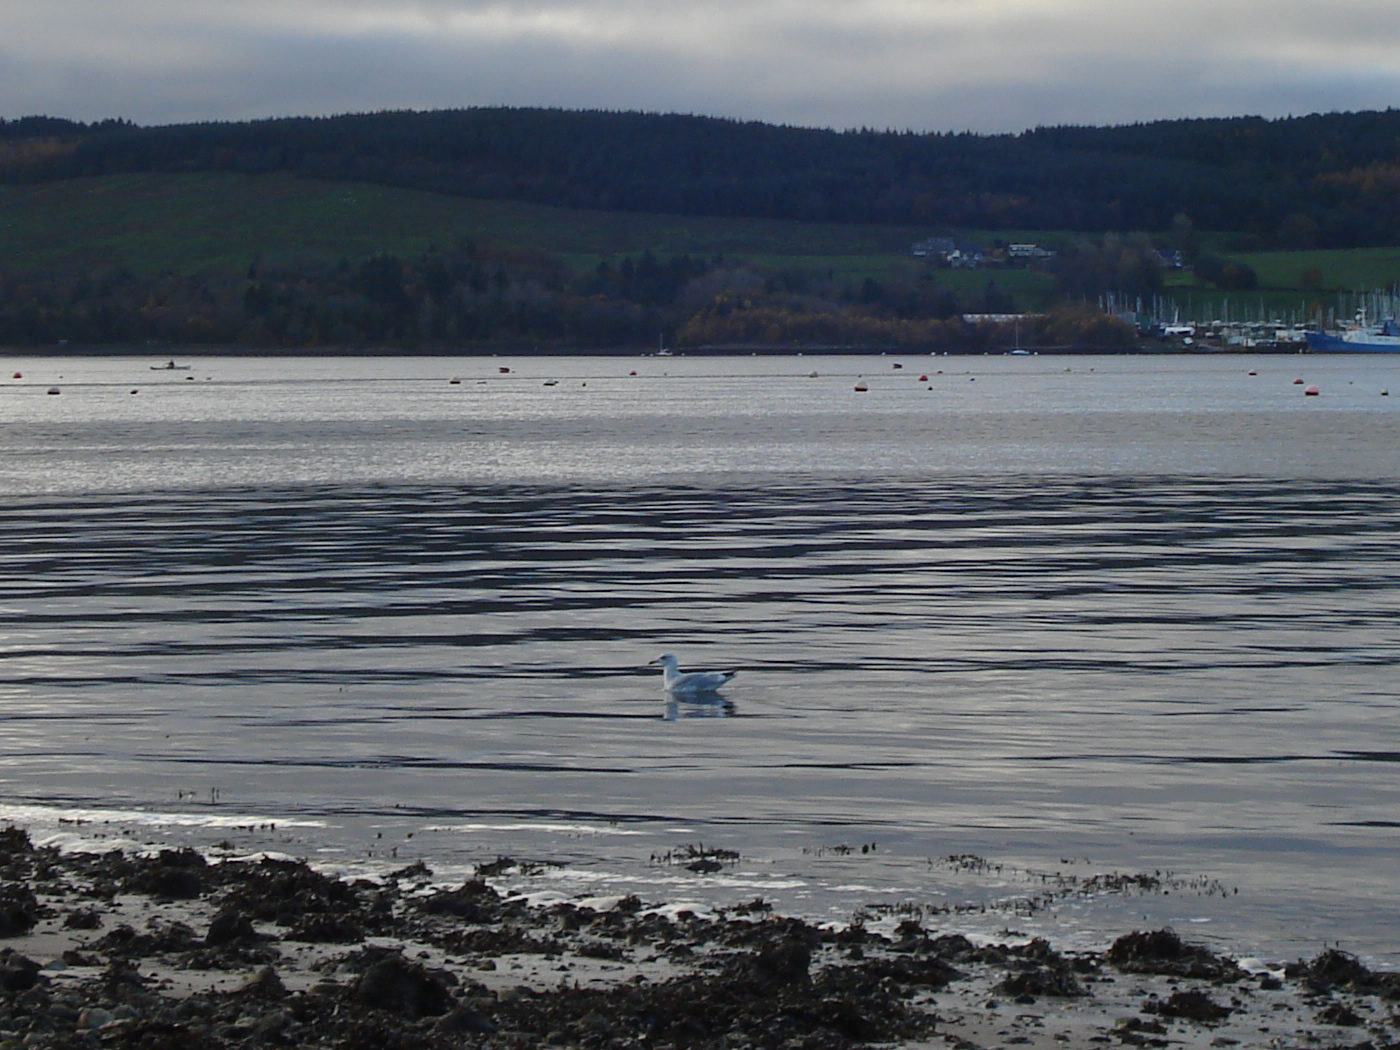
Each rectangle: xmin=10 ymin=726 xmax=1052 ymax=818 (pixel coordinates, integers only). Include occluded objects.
xmin=917 ymin=374 xmax=928 ymax=381
xmin=1292 ymin=378 xmax=1305 ymax=385
xmin=1304 ymin=385 xmax=1320 ymax=396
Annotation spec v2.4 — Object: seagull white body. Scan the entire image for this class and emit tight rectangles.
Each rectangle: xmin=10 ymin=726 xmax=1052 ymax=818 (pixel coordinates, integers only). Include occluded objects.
xmin=650 ymin=653 xmax=736 ymax=697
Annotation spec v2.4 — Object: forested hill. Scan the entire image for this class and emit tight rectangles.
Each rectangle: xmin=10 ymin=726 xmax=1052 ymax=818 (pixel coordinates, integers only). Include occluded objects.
xmin=3 ymin=107 xmax=1400 ymax=246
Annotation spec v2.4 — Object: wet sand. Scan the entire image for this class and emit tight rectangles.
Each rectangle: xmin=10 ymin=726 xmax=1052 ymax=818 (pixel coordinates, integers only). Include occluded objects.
xmin=1 ymin=826 xmax=1396 ymax=1049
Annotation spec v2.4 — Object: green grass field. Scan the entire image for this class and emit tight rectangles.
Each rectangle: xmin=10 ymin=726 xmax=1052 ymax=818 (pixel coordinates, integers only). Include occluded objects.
xmin=1154 ymin=248 xmax=1400 ymax=321
xmin=0 ymin=171 xmax=953 ymax=277
xmin=3 ymin=172 xmax=1397 ymax=317
xmin=1235 ymin=248 xmax=1400 ymax=291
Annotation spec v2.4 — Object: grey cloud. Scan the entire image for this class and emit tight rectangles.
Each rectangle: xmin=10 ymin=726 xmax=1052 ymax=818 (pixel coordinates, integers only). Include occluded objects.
xmin=3 ymin=0 xmax=1399 ymax=131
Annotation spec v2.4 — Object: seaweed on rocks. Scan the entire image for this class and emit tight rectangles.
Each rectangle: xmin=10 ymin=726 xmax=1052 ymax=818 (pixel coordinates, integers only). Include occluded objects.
xmin=1143 ymin=987 xmax=1233 ymax=1023
xmin=0 ymin=882 xmax=42 ymax=937
xmin=63 ymin=906 xmax=103 ymax=930
xmin=0 ymin=828 xmax=35 ymax=874
xmin=204 ymin=908 xmax=263 ymax=947
xmin=1107 ymin=927 xmax=1245 ymax=981
xmin=4 ymin=835 xmax=1398 ymax=1050
xmin=1287 ymin=948 xmax=1400 ymax=999
xmin=286 ymin=913 xmax=367 ymax=944
xmin=1315 ymin=999 xmax=1365 ymax=1026
xmin=485 ymin=956 xmax=938 ymax=1049
xmin=993 ymin=937 xmax=1088 ymax=999
xmin=859 ymin=954 xmax=962 ymax=989
xmin=412 ymin=879 xmax=500 ymax=922
xmin=126 ymin=848 xmax=209 ymax=900
xmin=93 ymin=919 xmax=201 ymax=957
xmin=0 ymin=948 xmax=40 ymax=992
xmin=351 ymin=950 xmax=456 ymax=1019
xmin=216 ymin=856 xmax=390 ymax=931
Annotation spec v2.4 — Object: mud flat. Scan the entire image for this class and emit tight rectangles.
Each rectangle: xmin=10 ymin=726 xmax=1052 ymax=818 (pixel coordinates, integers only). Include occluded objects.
xmin=0 ymin=826 xmax=1396 ymax=1049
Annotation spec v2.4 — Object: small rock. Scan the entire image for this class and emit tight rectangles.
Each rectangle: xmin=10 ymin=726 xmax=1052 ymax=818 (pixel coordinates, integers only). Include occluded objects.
xmin=76 ymin=1007 xmax=115 ymax=1030
xmin=1315 ymin=1001 xmax=1363 ymax=1026
xmin=205 ymin=909 xmax=259 ymax=946
xmin=0 ymin=950 xmax=41 ymax=992
xmin=354 ymin=953 xmax=454 ymax=1018
xmin=235 ymin=966 xmax=286 ymax=1000
xmin=434 ymin=1006 xmax=497 ymax=1034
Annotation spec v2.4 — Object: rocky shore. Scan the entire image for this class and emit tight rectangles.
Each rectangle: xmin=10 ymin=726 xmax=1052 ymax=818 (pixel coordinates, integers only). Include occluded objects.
xmin=1 ymin=826 xmax=1396 ymax=1049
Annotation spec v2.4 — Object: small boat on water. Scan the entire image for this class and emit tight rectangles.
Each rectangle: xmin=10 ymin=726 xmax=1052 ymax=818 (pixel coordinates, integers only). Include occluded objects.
xmin=1307 ymin=315 xmax=1400 ymax=353
xmin=151 ymin=361 xmax=192 ymax=370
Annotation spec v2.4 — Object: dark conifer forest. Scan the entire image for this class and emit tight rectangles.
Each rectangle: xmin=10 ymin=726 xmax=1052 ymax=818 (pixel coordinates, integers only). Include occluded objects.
xmin=5 ymin=107 xmax=1400 ymax=245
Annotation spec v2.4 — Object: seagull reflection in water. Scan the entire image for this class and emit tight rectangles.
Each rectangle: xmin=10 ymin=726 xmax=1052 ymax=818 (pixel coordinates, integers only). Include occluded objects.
xmin=664 ymin=697 xmax=737 ymax=721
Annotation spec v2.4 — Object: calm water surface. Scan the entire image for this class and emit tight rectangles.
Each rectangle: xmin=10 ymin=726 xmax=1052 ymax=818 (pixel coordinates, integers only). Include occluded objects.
xmin=2 ymin=353 xmax=1398 ymax=964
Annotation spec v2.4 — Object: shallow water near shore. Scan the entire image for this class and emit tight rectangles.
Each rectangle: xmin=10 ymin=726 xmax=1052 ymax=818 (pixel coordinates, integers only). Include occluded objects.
xmin=2 ymin=352 xmax=1399 ymax=966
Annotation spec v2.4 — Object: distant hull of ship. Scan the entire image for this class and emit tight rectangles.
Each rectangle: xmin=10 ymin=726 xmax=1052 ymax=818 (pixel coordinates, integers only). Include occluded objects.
xmin=1307 ymin=325 xmax=1400 ymax=353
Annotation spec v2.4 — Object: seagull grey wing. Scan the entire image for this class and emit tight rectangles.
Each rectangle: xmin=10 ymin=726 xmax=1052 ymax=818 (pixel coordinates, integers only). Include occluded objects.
xmin=669 ymin=669 xmax=735 ymax=695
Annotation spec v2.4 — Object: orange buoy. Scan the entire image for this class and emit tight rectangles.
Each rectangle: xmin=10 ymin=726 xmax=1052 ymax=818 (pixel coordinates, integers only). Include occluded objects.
xmin=1304 ymin=385 xmax=1320 ymax=396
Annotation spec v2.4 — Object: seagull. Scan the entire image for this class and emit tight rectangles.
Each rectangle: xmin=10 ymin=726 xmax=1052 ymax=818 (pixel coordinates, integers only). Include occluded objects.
xmin=650 ymin=653 xmax=736 ymax=697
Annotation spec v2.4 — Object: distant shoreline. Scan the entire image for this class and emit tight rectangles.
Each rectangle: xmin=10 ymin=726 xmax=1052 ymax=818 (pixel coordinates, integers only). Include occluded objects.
xmin=2 ymin=343 xmax=1312 ymax=358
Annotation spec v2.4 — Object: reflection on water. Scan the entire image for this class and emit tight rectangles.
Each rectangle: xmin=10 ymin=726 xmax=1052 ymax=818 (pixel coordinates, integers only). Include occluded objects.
xmin=3 ymin=354 xmax=1400 ymax=962
xmin=664 ymin=698 xmax=737 ymax=720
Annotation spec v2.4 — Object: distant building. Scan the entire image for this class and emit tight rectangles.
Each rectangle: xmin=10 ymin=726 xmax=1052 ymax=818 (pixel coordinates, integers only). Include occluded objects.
xmin=912 ymin=237 xmax=986 ymax=268
xmin=911 ymin=237 xmax=956 ymax=259
xmin=946 ymin=247 xmax=983 ymax=269
xmin=962 ymin=313 xmax=1034 ymax=324
xmin=1007 ymin=243 xmax=1056 ymax=265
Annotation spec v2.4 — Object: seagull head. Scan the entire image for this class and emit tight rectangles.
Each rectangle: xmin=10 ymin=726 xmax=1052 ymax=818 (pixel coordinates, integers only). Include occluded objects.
xmin=650 ymin=653 xmax=678 ymax=670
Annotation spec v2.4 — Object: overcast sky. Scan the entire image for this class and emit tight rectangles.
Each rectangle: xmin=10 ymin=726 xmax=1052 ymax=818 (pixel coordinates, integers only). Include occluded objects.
xmin=4 ymin=0 xmax=1399 ymax=133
